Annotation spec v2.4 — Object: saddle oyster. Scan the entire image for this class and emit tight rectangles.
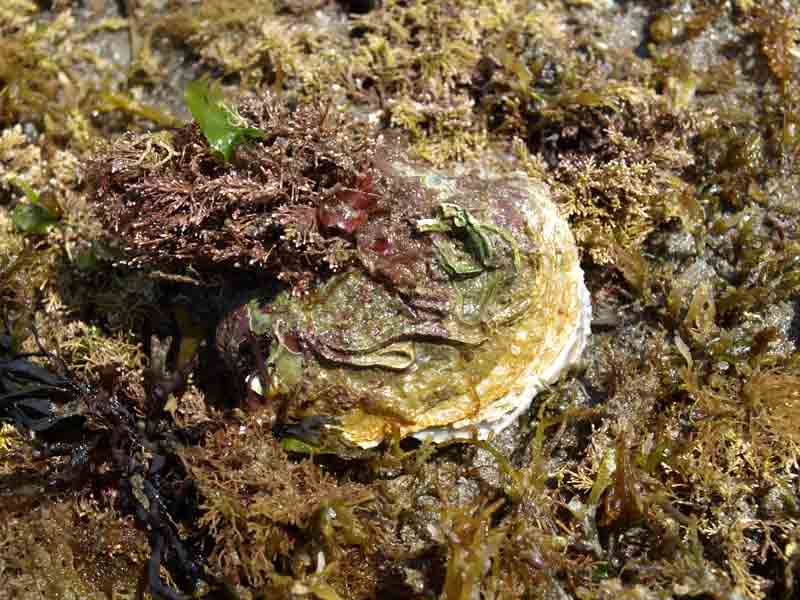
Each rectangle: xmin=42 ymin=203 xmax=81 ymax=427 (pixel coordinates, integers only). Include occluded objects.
xmin=88 ymin=91 xmax=590 ymax=450
xmin=227 ymin=163 xmax=591 ymax=449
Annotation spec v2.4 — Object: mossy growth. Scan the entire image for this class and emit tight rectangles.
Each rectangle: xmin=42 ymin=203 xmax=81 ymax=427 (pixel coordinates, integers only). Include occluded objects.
xmin=0 ymin=3 xmax=179 ymax=148
xmin=178 ymin=415 xmax=378 ymax=595
xmin=0 ymin=498 xmax=148 ymax=599
xmin=86 ymin=93 xmax=388 ymax=292
xmin=2 ymin=0 xmax=800 ymax=599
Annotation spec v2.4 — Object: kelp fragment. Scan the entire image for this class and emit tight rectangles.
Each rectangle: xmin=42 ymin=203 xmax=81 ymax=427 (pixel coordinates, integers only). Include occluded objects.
xmin=0 ymin=336 xmax=227 ymax=599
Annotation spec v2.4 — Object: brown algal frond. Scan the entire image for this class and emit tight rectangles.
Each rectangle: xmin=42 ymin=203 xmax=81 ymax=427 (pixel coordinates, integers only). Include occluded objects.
xmin=179 ymin=417 xmax=375 ymax=588
xmin=86 ymin=92 xmax=388 ymax=289
xmin=747 ymin=3 xmax=800 ymax=84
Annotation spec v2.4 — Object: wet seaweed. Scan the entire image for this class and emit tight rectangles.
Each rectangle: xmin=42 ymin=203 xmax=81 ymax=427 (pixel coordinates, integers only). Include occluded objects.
xmin=2 ymin=0 xmax=800 ymax=598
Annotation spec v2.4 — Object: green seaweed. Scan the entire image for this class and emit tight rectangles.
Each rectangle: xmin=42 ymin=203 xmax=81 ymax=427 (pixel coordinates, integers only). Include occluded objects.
xmin=417 ymin=202 xmax=522 ymax=275
xmin=2 ymin=1 xmax=800 ymax=598
xmin=184 ymin=78 xmax=265 ymax=161
xmin=9 ymin=181 xmax=60 ymax=234
xmin=10 ymin=201 xmax=58 ymax=234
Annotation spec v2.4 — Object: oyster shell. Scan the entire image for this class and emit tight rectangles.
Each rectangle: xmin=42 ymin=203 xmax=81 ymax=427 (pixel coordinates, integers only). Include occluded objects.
xmin=240 ymin=163 xmax=591 ymax=449
xmin=87 ymin=93 xmax=590 ymax=449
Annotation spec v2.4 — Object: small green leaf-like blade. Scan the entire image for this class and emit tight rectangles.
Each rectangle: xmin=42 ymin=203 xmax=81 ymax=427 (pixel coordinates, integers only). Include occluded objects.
xmin=281 ymin=437 xmax=321 ymax=454
xmin=184 ymin=78 xmax=264 ymax=161
xmin=11 ymin=202 xmax=59 ymax=234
